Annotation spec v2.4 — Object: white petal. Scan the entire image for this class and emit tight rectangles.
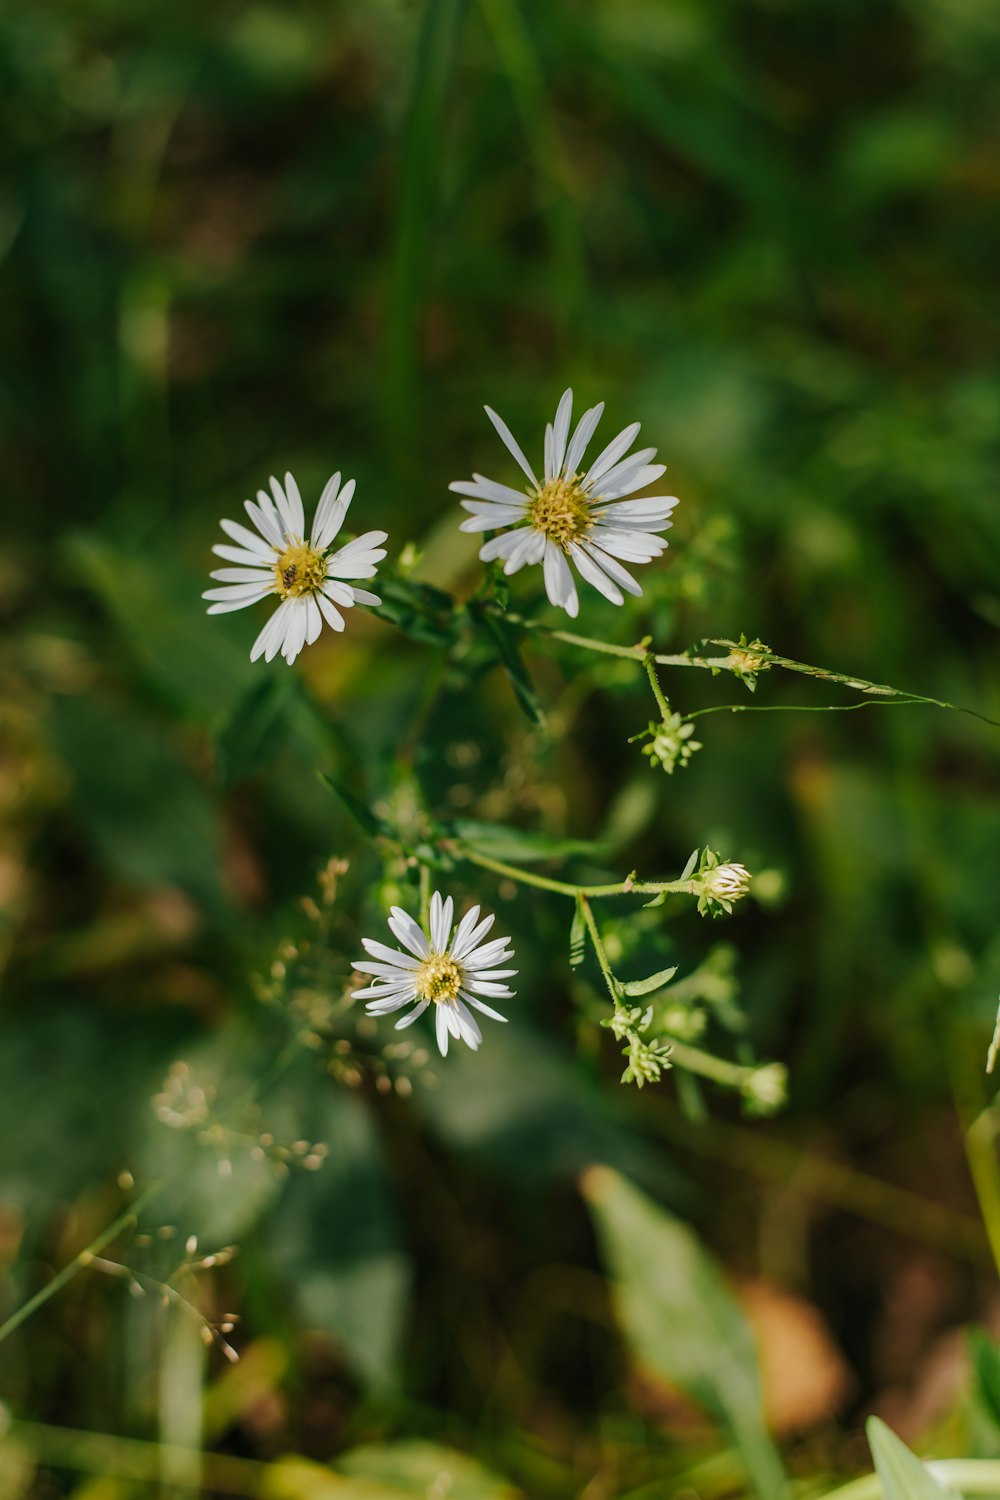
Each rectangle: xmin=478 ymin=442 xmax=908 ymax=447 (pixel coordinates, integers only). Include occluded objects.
xmin=269 ymin=475 xmax=298 ymax=538
xmin=321 ymin=578 xmax=353 ymax=607
xmin=317 ymin=591 xmax=346 ymax=632
xmin=356 ymin=983 xmax=417 ymax=1002
xmin=325 ymin=531 xmax=388 ymax=579
xmin=212 ymin=543 xmax=275 ymax=566
xmin=246 ymin=497 xmax=284 ymax=549
xmin=484 ymin=404 xmax=539 ymax=488
xmin=250 ymin=599 xmax=293 ymax=663
xmin=543 ymin=422 xmax=556 ymax=483
xmin=435 ymin=1005 xmax=450 ymax=1057
xmin=450 ymin=476 xmax=531 ymax=508
xmin=590 ymin=527 xmax=666 ymax=562
xmin=222 ymin=516 xmax=277 ymax=555
xmin=283 ymin=472 xmax=306 ymax=535
xmin=502 ymin=529 xmax=546 ymax=574
xmin=564 ymin=401 xmax=604 ymax=476
xmin=459 ymin=989 xmax=509 ymax=1023
xmin=388 ymin=907 xmax=431 ymax=959
xmin=206 ymin=591 xmax=273 ymax=614
xmin=581 ymin=543 xmax=642 ymax=598
xmin=361 ymin=938 xmax=421 ymax=969
xmin=589 ymin=449 xmax=657 ymax=496
xmin=454 ymin=1000 xmax=482 ymax=1050
xmin=310 ymin=471 xmax=340 ymax=544
xmin=463 ymin=938 xmax=513 ymax=969
xmin=593 ymin=496 xmax=679 ymax=523
xmin=430 ymin=891 xmax=454 ymax=952
xmin=350 ymin=587 xmax=381 ymax=607
xmin=203 ymin=582 xmax=274 ymax=602
xmin=585 ymin=421 xmax=641 ymax=486
xmin=304 ymin=595 xmax=324 ymax=645
xmin=543 ymin=541 xmax=579 ymax=618
xmin=459 ymin=503 xmax=531 ymax=531
xmin=395 ymin=999 xmax=430 ymax=1030
xmin=280 ymin=599 xmax=309 ymax=662
xmin=551 ymin=388 xmax=573 ymax=476
xmin=449 ymin=905 xmax=482 ymax=957
xmin=210 ymin=567 xmax=275 ymax=583
xmin=598 ymin=464 xmax=667 ymax=500
xmin=567 ymin=542 xmax=624 ymax=605
xmin=451 ymin=911 xmax=495 ymax=960
xmin=313 ymin=477 xmax=356 ymax=551
xmin=365 ymin=995 xmax=411 ymax=1016
xmin=477 ymin=532 xmax=528 ymax=564
xmin=352 ymin=959 xmax=416 ymax=978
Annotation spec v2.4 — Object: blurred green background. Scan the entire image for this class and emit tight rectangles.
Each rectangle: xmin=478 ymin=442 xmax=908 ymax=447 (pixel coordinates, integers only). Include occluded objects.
xmin=2 ymin=0 xmax=1000 ymax=1495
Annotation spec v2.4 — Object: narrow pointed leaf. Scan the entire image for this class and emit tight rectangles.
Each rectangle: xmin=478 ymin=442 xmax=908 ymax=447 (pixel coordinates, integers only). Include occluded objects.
xmin=867 ymin=1417 xmax=957 ymax=1498
xmin=478 ymin=611 xmax=544 ymax=726
xmin=621 ymin=966 xmax=678 ymax=997
xmin=583 ymin=1167 xmax=789 ymax=1500
xmin=321 ymin=774 xmax=393 ymax=839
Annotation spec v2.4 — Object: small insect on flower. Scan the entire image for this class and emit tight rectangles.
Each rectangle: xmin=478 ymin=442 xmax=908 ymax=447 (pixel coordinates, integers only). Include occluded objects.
xmin=204 ymin=471 xmax=388 ymax=664
xmin=450 ymin=388 xmax=679 ymax=617
xmin=352 ymin=892 xmax=516 ymax=1057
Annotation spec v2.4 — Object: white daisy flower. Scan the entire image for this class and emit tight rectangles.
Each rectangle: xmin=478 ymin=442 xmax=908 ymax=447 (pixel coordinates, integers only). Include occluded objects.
xmin=352 ymin=891 xmax=515 ymax=1057
xmin=450 ymin=388 xmax=679 ymax=618
xmin=203 ymin=471 xmax=388 ymax=664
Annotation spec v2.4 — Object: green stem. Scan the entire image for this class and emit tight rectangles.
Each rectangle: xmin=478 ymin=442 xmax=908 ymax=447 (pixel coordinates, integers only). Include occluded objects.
xmin=820 ymin=1459 xmax=1000 ymax=1498
xmin=0 ymin=1040 xmax=303 ymax=1348
xmin=666 ymin=1041 xmax=753 ymax=1090
xmin=642 ymin=653 xmax=673 ymax=720
xmin=0 ymin=1179 xmax=165 ymax=1346
xmin=457 ymin=844 xmax=693 ymax=901
xmin=497 ymin=608 xmax=720 ymax=668
xmin=963 ymin=1102 xmax=1000 ymax=1279
xmin=577 ymin=896 xmax=621 ymax=1009
xmin=5 ymin=1420 xmax=262 ymax=1495
xmin=419 ymin=862 xmax=431 ymax=928
xmin=487 ymin=610 xmax=1000 ymax=728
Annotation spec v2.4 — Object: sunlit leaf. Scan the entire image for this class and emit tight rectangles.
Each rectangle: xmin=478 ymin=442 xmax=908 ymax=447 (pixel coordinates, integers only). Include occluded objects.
xmin=448 ymin=818 xmax=601 ymax=864
xmin=582 ymin=1166 xmax=789 ymax=1500
xmin=476 ymin=610 xmax=545 ymax=726
xmin=321 ymin=774 xmax=394 ymax=840
xmin=621 ymin=966 xmax=677 ymax=997
xmin=867 ymin=1417 xmax=957 ymax=1499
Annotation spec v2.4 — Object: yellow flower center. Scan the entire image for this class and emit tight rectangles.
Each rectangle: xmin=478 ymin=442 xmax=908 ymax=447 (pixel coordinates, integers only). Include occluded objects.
xmin=273 ymin=540 xmax=328 ymax=599
xmin=414 ymin=953 xmax=463 ymax=1005
xmin=528 ymin=475 xmax=592 ymax=550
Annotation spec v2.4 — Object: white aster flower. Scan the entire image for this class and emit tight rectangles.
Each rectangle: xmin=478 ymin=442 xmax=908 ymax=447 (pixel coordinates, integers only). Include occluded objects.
xmin=203 ymin=471 xmax=388 ymax=664
xmin=450 ymin=387 xmax=679 ymax=617
xmin=352 ymin=891 xmax=515 ymax=1057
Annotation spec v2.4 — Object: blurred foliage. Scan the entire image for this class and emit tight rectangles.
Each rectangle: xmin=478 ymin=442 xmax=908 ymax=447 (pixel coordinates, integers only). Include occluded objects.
xmin=2 ymin=0 xmax=1000 ymax=1495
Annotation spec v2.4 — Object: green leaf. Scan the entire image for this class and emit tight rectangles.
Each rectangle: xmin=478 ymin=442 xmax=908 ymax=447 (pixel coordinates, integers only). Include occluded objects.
xmin=569 ymin=900 xmax=586 ymax=969
xmin=448 ymin=818 xmax=600 ymax=864
xmin=337 ymin=1440 xmax=522 ymax=1498
xmin=621 ymin=965 xmax=678 ymax=997
xmin=375 ymin=575 xmax=458 ymax=646
xmin=582 ymin=1167 xmax=789 ymax=1500
xmin=215 ymin=674 xmax=293 ymax=787
xmin=264 ymin=1442 xmax=520 ymax=1500
xmin=268 ymin=1090 xmax=410 ymax=1391
xmin=969 ymin=1328 xmax=1000 ymax=1437
xmin=477 ymin=610 xmax=545 ymax=726
xmin=867 ymin=1417 xmax=957 ymax=1498
xmin=66 ymin=534 xmax=255 ymax=723
xmin=321 ymin=774 xmax=393 ymax=840
xmin=49 ymin=694 xmax=230 ymax=916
